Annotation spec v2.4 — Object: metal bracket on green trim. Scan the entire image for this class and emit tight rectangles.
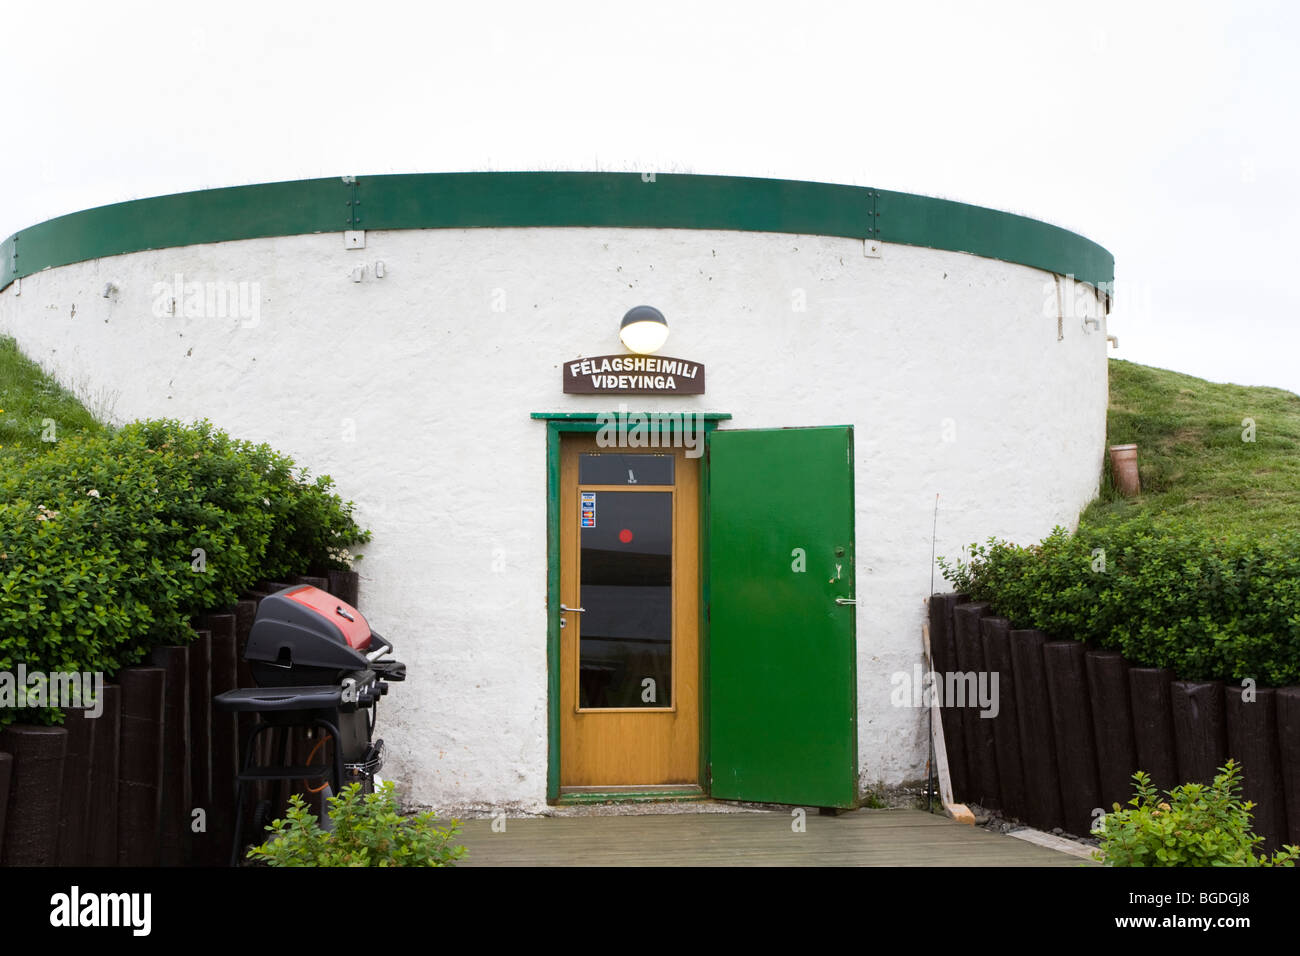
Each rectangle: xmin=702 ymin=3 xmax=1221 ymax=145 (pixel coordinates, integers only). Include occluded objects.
xmin=343 ymin=176 xmax=361 ymax=229
xmin=866 ymin=189 xmax=880 ymax=238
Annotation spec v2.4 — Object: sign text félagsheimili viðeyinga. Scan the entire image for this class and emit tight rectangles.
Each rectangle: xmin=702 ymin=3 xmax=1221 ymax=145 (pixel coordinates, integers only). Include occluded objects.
xmin=563 ymin=355 xmax=705 ymax=395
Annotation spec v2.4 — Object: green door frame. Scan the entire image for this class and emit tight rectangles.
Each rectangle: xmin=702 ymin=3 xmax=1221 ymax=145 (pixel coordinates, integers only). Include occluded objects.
xmin=533 ymin=412 xmax=730 ymax=804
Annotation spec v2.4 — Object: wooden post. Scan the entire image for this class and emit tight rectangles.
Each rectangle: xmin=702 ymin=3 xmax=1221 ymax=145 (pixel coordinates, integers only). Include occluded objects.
xmin=1042 ymin=641 xmax=1102 ymax=836
xmin=980 ymin=617 xmax=1027 ymax=822
xmin=87 ymin=684 xmax=121 ymax=866
xmin=1170 ymin=680 xmax=1228 ymax=786
xmin=1010 ymin=629 xmax=1065 ymax=832
xmin=920 ymin=601 xmax=973 ymax=824
xmin=117 ymin=666 xmax=166 ymax=866
xmin=1224 ymin=686 xmax=1286 ymax=853
xmin=1128 ymin=667 xmax=1179 ymax=795
xmin=187 ymin=629 xmax=213 ymax=865
xmin=233 ymin=599 xmax=257 ymax=679
xmin=150 ymin=645 xmax=192 ymax=866
xmin=0 ymin=752 xmax=11 ymax=863
xmin=327 ymin=569 xmax=360 ymax=608
xmin=1085 ymin=650 xmax=1139 ymax=814
xmin=0 ymin=725 xmax=67 ymax=866
xmin=55 ymin=708 xmax=94 ymax=866
xmin=233 ymin=598 xmax=261 ymax=809
xmin=952 ymin=602 xmax=998 ymax=809
xmin=927 ymin=593 xmax=970 ymax=803
xmin=1277 ymin=687 xmax=1300 ymax=847
xmin=202 ymin=613 xmax=239 ymax=865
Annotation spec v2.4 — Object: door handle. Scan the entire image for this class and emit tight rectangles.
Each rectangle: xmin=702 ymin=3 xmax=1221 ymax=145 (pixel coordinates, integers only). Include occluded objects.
xmin=835 ymin=597 xmax=856 ymax=606
xmin=561 ymin=604 xmax=586 ymax=613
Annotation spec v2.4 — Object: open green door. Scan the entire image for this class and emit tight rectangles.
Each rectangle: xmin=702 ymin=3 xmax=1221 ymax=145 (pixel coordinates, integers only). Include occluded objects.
xmin=707 ymin=425 xmax=858 ymax=809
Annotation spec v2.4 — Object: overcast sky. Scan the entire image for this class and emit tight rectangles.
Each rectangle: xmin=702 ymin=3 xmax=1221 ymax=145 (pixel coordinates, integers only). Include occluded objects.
xmin=4 ymin=1 xmax=1296 ymax=394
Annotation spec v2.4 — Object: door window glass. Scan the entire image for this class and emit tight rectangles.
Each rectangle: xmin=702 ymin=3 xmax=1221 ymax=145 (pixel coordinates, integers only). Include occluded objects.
xmin=579 ymin=490 xmax=673 ymax=708
xmin=579 ymin=453 xmax=674 ymax=486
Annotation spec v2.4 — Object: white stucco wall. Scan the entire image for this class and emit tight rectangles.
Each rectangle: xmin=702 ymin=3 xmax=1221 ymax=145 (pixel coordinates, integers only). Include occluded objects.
xmin=0 ymin=226 xmax=1109 ymax=810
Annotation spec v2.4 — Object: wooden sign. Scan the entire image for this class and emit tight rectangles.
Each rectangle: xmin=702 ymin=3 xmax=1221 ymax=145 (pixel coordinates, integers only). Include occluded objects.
xmin=563 ymin=355 xmax=705 ymax=395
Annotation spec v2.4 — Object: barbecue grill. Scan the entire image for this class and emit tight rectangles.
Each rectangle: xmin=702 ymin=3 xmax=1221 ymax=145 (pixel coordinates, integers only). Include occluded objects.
xmin=214 ymin=585 xmax=406 ymax=864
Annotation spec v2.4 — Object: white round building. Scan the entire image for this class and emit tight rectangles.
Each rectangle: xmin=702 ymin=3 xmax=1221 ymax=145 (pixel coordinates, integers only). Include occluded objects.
xmin=0 ymin=172 xmax=1113 ymax=811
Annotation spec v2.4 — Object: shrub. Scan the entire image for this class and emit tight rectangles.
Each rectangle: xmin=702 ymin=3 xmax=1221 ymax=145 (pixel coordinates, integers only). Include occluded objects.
xmin=1094 ymin=760 xmax=1299 ymax=867
xmin=0 ymin=419 xmax=370 ymax=726
xmin=246 ymin=782 xmax=467 ymax=867
xmin=0 ymin=494 xmax=158 ymax=726
xmin=937 ymin=515 xmax=1300 ymax=685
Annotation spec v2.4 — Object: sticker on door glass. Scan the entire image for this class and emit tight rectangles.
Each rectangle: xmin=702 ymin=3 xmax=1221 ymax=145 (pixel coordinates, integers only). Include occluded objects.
xmin=581 ymin=492 xmax=596 ymax=528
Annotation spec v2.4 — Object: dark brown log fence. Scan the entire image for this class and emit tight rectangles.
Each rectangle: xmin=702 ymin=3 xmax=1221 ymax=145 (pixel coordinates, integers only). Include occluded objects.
xmin=932 ymin=593 xmax=1300 ymax=849
xmin=0 ymin=571 xmax=360 ymax=867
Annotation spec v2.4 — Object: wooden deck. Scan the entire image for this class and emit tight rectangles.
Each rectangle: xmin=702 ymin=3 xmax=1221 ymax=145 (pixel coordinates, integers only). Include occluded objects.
xmin=456 ymin=808 xmax=1094 ymax=866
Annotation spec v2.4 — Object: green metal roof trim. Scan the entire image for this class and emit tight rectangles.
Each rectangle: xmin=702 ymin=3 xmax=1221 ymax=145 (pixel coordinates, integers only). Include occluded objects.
xmin=0 ymin=172 xmax=1114 ymax=291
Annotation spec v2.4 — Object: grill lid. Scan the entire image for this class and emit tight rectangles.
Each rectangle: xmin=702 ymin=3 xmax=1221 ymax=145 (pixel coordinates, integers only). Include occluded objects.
xmin=282 ymin=586 xmax=371 ymax=650
xmin=245 ymin=585 xmax=373 ymax=678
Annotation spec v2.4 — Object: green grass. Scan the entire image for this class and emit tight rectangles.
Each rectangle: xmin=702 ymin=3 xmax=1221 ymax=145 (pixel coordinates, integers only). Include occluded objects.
xmin=0 ymin=335 xmax=104 ymax=456
xmin=1083 ymin=359 xmax=1300 ymax=535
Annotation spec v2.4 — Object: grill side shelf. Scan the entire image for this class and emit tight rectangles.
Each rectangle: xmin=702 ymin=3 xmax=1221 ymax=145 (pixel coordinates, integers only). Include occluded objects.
xmin=213 ymin=686 xmax=344 ymax=712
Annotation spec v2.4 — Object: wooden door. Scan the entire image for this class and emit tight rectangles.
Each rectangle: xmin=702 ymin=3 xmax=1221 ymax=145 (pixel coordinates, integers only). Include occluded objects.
xmin=559 ymin=433 xmax=700 ymax=788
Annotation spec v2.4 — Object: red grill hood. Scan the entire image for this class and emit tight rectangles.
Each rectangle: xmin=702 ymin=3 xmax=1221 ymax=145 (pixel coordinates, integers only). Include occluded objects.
xmin=244 ymin=585 xmax=376 ymax=686
xmin=281 ymin=585 xmax=370 ymax=650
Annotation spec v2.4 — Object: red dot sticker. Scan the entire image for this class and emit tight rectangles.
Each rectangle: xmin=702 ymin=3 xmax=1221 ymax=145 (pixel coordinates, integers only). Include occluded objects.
xmin=618 ymin=528 xmax=634 ymax=543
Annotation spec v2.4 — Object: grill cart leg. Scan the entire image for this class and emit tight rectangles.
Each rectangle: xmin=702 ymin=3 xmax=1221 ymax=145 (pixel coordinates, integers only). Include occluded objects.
xmin=314 ymin=718 xmax=346 ymax=795
xmin=230 ymin=721 xmax=272 ymax=867
xmin=227 ymin=718 xmax=344 ymax=867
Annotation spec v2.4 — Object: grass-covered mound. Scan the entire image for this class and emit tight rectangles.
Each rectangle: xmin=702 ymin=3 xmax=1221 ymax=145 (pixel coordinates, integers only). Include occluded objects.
xmin=1085 ymin=359 xmax=1300 ymax=534
xmin=0 ymin=335 xmax=104 ymax=456
xmin=940 ymin=359 xmax=1300 ymax=685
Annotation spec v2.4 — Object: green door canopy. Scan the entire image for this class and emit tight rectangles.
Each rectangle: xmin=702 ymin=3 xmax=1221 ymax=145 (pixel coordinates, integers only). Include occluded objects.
xmin=707 ymin=425 xmax=858 ymax=809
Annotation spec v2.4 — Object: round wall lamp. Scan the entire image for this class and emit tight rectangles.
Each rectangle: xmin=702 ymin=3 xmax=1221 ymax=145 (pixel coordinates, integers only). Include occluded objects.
xmin=619 ymin=305 xmax=669 ymax=355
